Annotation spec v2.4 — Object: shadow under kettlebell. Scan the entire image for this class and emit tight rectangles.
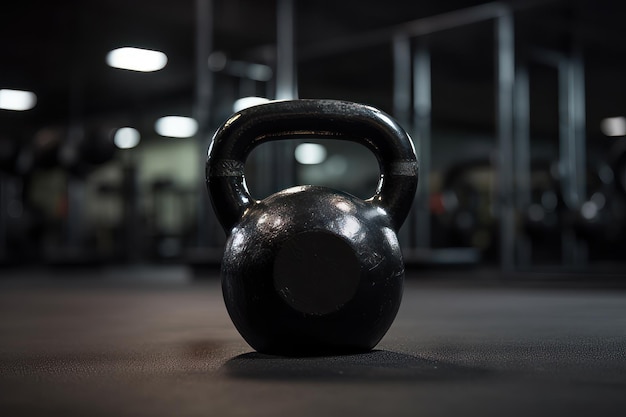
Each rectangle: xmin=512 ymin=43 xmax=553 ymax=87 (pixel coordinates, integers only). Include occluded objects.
xmin=222 ymin=349 xmax=492 ymax=383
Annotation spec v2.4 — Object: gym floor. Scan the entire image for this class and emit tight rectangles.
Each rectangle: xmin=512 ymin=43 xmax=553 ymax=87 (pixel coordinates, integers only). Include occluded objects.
xmin=1 ymin=266 xmax=625 ymax=417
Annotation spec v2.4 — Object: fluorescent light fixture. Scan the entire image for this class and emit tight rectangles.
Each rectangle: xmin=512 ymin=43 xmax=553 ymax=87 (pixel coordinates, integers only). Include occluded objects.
xmin=155 ymin=116 xmax=198 ymax=138
xmin=0 ymin=89 xmax=37 ymax=111
xmin=114 ymin=127 xmax=141 ymax=149
xmin=106 ymin=47 xmax=168 ymax=72
xmin=295 ymin=143 xmax=327 ymax=165
xmin=600 ymin=116 xmax=626 ymax=137
xmin=233 ymin=96 xmax=270 ymax=112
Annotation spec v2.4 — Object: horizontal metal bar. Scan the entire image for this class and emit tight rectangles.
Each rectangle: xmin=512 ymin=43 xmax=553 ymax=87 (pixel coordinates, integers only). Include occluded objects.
xmin=300 ymin=2 xmax=508 ymax=61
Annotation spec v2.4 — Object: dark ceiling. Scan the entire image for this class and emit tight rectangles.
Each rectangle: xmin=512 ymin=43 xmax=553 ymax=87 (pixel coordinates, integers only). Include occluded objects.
xmin=1 ymin=0 xmax=626 ymax=145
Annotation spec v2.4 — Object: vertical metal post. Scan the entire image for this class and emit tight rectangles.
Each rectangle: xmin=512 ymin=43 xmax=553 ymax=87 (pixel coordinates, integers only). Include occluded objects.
xmin=513 ymin=64 xmax=531 ymax=267
xmin=572 ymin=48 xmax=587 ymax=212
xmin=275 ymin=0 xmax=297 ymax=193
xmin=393 ymin=36 xmax=412 ymax=126
xmin=559 ymin=59 xmax=576 ymax=209
xmin=276 ymin=0 xmax=297 ymax=101
xmin=413 ymin=40 xmax=431 ymax=249
xmin=392 ymin=35 xmax=413 ymax=247
xmin=194 ymin=0 xmax=215 ymax=248
xmin=572 ymin=48 xmax=588 ymax=266
xmin=558 ymin=47 xmax=587 ymax=266
xmin=558 ymin=55 xmax=587 ymax=266
xmin=495 ymin=10 xmax=515 ymax=271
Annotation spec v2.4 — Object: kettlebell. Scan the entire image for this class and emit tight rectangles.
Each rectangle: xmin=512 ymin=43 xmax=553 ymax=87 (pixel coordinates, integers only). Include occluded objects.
xmin=206 ymin=99 xmax=418 ymax=356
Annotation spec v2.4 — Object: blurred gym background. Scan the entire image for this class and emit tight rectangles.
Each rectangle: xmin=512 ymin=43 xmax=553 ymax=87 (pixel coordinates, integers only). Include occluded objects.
xmin=1 ymin=0 xmax=626 ymax=274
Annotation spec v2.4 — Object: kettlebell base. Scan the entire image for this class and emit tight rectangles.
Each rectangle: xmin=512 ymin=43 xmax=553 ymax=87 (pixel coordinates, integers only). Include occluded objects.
xmin=249 ymin=339 xmax=378 ymax=357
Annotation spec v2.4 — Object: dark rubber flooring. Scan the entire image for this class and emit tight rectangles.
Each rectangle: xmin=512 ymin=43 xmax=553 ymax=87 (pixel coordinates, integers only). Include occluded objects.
xmin=1 ymin=266 xmax=625 ymax=416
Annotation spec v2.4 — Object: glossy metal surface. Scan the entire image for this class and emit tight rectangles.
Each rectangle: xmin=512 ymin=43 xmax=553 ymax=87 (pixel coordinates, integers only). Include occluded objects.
xmin=206 ymin=99 xmax=418 ymax=355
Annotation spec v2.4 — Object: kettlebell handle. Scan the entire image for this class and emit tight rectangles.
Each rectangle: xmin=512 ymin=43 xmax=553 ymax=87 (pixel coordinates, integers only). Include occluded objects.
xmin=206 ymin=99 xmax=418 ymax=233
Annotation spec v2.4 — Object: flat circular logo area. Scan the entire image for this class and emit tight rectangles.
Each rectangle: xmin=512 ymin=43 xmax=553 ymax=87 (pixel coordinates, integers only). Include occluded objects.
xmin=273 ymin=231 xmax=361 ymax=315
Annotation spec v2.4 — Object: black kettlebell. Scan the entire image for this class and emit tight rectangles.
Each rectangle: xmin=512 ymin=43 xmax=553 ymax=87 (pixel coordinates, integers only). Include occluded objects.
xmin=206 ymin=99 xmax=418 ymax=356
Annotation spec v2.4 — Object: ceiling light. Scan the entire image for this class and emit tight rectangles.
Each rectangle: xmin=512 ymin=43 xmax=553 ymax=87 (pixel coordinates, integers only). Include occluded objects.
xmin=106 ymin=47 xmax=168 ymax=72
xmin=114 ymin=127 xmax=141 ymax=149
xmin=155 ymin=116 xmax=198 ymax=138
xmin=295 ymin=143 xmax=327 ymax=165
xmin=233 ymin=97 xmax=270 ymax=112
xmin=600 ymin=117 xmax=626 ymax=137
xmin=0 ymin=89 xmax=37 ymax=111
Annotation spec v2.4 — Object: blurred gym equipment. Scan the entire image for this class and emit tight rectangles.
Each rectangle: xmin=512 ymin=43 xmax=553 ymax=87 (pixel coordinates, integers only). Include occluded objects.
xmin=569 ymin=162 xmax=626 ymax=260
xmin=148 ymin=178 xmax=196 ymax=261
xmin=431 ymin=158 xmax=496 ymax=262
xmin=0 ymin=1 xmax=625 ymax=273
xmin=0 ymin=135 xmax=43 ymax=265
xmin=514 ymin=45 xmax=589 ymax=270
xmin=40 ymin=126 xmax=118 ymax=266
xmin=521 ymin=161 xmax=562 ymax=233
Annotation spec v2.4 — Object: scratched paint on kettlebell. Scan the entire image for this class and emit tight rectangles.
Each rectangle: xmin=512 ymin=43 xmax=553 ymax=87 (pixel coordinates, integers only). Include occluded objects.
xmin=361 ymin=250 xmax=384 ymax=271
xmin=210 ymin=159 xmax=245 ymax=177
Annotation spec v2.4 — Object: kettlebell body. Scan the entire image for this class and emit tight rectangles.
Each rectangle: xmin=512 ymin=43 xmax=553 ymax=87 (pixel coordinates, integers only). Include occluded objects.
xmin=207 ymin=100 xmax=418 ymax=356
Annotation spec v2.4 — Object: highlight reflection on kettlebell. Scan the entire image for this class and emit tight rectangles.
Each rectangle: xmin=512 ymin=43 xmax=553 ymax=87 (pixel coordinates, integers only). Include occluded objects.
xmin=206 ymin=99 xmax=418 ymax=356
